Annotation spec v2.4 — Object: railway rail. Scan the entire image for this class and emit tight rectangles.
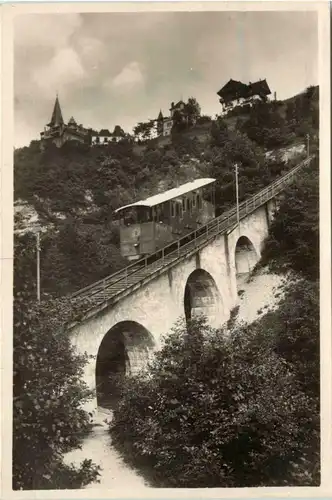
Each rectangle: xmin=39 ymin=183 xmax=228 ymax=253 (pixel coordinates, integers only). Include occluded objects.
xmin=70 ymin=155 xmax=313 ymax=310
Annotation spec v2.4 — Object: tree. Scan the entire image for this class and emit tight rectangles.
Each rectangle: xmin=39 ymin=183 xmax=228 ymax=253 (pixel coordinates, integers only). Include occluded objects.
xmin=133 ymin=121 xmax=155 ymax=142
xmin=262 ymin=155 xmax=319 ymax=280
xmin=13 ymin=283 xmax=101 ymax=489
xmin=185 ymin=97 xmax=201 ymax=126
xmin=210 ymin=116 xmax=229 ymax=146
xmin=110 ymin=317 xmax=318 ymax=488
xmin=240 ymin=102 xmax=290 ymax=148
xmin=262 ymin=278 xmax=319 ymax=402
xmin=113 ymin=125 xmax=125 ymax=138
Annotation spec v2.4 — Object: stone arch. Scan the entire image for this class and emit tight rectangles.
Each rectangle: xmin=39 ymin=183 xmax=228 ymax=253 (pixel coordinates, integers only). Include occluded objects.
xmin=234 ymin=235 xmax=259 ymax=291
xmin=184 ymin=268 xmax=223 ymax=328
xmin=96 ymin=321 xmax=154 ymax=409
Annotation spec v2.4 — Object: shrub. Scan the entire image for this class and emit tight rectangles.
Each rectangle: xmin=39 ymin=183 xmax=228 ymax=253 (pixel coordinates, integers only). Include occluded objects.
xmin=258 ymin=278 xmax=319 ymax=403
xmin=197 ymin=115 xmax=212 ymax=125
xmin=110 ymin=317 xmax=318 ymax=488
xmin=13 ymin=292 xmax=101 ymax=489
xmin=261 ymin=155 xmax=319 ymax=280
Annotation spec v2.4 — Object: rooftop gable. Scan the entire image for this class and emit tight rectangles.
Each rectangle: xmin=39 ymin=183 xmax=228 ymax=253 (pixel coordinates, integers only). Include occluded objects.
xmin=99 ymin=129 xmax=112 ymax=137
xmin=249 ymin=79 xmax=271 ymax=96
xmin=170 ymin=100 xmax=185 ymax=110
xmin=217 ymin=79 xmax=248 ymax=98
xmin=68 ymin=116 xmax=77 ymax=126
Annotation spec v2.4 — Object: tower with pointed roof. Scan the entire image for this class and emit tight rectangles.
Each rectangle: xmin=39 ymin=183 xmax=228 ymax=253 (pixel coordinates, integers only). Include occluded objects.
xmin=156 ymin=110 xmax=164 ymax=135
xmin=48 ymin=95 xmax=64 ymax=128
xmin=40 ymin=95 xmax=89 ymax=149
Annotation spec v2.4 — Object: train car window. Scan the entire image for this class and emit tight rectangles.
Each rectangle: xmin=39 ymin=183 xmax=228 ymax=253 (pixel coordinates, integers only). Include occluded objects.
xmin=179 ymin=202 xmax=183 ymax=219
xmin=157 ymin=204 xmax=164 ymax=222
xmin=137 ymin=209 xmax=144 ymax=223
xmin=171 ymin=202 xmax=175 ymax=217
xmin=175 ymin=203 xmax=180 ymax=217
xmin=182 ymin=198 xmax=186 ymax=212
xmin=186 ymin=198 xmax=190 ymax=212
xmin=124 ymin=208 xmax=137 ymax=225
xmin=196 ymin=194 xmax=200 ymax=208
xmin=193 ymin=193 xmax=197 ymax=208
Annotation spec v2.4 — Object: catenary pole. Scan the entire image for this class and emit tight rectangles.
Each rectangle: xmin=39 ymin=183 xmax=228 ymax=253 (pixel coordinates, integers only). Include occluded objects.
xmin=36 ymin=231 xmax=41 ymax=302
xmin=235 ymin=163 xmax=240 ymax=226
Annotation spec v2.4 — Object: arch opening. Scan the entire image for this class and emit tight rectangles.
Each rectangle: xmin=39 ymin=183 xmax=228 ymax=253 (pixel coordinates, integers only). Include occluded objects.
xmin=235 ymin=236 xmax=259 ymax=291
xmin=96 ymin=321 xmax=154 ymax=410
xmin=184 ymin=268 xmax=222 ymax=328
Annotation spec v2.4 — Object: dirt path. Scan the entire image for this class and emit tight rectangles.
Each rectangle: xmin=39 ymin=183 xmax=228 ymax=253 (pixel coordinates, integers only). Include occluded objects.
xmin=64 ymin=409 xmax=149 ymax=489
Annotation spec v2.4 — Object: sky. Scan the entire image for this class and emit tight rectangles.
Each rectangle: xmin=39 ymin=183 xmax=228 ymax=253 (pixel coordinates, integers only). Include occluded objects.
xmin=14 ymin=10 xmax=318 ymax=148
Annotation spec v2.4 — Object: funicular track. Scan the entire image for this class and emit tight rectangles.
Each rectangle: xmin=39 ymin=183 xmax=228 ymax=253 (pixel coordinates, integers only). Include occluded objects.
xmin=70 ymin=156 xmax=313 ymax=312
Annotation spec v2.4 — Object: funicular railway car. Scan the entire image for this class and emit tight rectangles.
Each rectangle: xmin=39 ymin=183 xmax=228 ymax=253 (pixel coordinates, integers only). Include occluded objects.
xmin=115 ymin=178 xmax=216 ymax=261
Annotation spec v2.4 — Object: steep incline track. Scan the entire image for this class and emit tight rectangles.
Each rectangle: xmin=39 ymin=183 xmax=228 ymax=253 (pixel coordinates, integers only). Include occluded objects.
xmin=70 ymin=156 xmax=313 ymax=312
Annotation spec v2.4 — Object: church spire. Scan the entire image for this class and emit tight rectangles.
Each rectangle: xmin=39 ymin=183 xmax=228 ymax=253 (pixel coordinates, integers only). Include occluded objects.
xmin=49 ymin=94 xmax=64 ymax=127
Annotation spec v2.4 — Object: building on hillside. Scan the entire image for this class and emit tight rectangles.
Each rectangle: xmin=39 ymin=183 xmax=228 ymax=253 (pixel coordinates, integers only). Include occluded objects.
xmin=156 ymin=110 xmax=173 ymax=137
xmin=170 ymin=100 xmax=186 ymax=118
xmin=136 ymin=98 xmax=192 ymax=143
xmin=156 ymin=110 xmax=164 ymax=135
xmin=40 ymin=95 xmax=89 ymax=149
xmin=170 ymin=99 xmax=198 ymax=128
xmin=91 ymin=125 xmax=126 ymax=145
xmin=91 ymin=129 xmax=112 ymax=145
xmin=217 ymin=78 xmax=271 ymax=114
xmin=163 ymin=117 xmax=173 ymax=136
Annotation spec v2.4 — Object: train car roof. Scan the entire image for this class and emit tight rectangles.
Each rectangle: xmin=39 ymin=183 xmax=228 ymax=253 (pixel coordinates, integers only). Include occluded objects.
xmin=115 ymin=178 xmax=216 ymax=213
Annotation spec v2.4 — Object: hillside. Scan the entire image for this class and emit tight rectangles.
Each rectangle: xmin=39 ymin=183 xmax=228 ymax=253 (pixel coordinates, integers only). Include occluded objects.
xmin=14 ymin=86 xmax=319 ymax=298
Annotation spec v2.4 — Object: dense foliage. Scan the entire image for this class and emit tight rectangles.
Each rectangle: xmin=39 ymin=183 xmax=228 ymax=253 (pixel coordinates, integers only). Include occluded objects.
xmin=257 ymin=278 xmax=319 ymax=403
xmin=13 ymin=240 xmax=100 ymax=489
xmin=110 ymin=312 xmax=319 ymax=487
xmin=261 ymin=154 xmax=319 ymax=280
xmin=239 ymin=86 xmax=319 ymax=149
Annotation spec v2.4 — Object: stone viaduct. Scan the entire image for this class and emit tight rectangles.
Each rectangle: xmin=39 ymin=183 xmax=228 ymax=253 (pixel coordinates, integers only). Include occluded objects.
xmin=67 ymin=156 xmax=311 ymax=412
xmin=69 ymin=202 xmax=277 ymax=411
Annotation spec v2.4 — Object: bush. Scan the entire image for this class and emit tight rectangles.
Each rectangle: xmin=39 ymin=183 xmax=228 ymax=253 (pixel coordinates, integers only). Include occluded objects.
xmin=260 ymin=278 xmax=319 ymax=402
xmin=13 ymin=293 xmax=101 ymax=489
xmin=110 ymin=317 xmax=318 ymax=488
xmin=262 ymin=155 xmax=319 ymax=280
xmin=197 ymin=115 xmax=212 ymax=125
